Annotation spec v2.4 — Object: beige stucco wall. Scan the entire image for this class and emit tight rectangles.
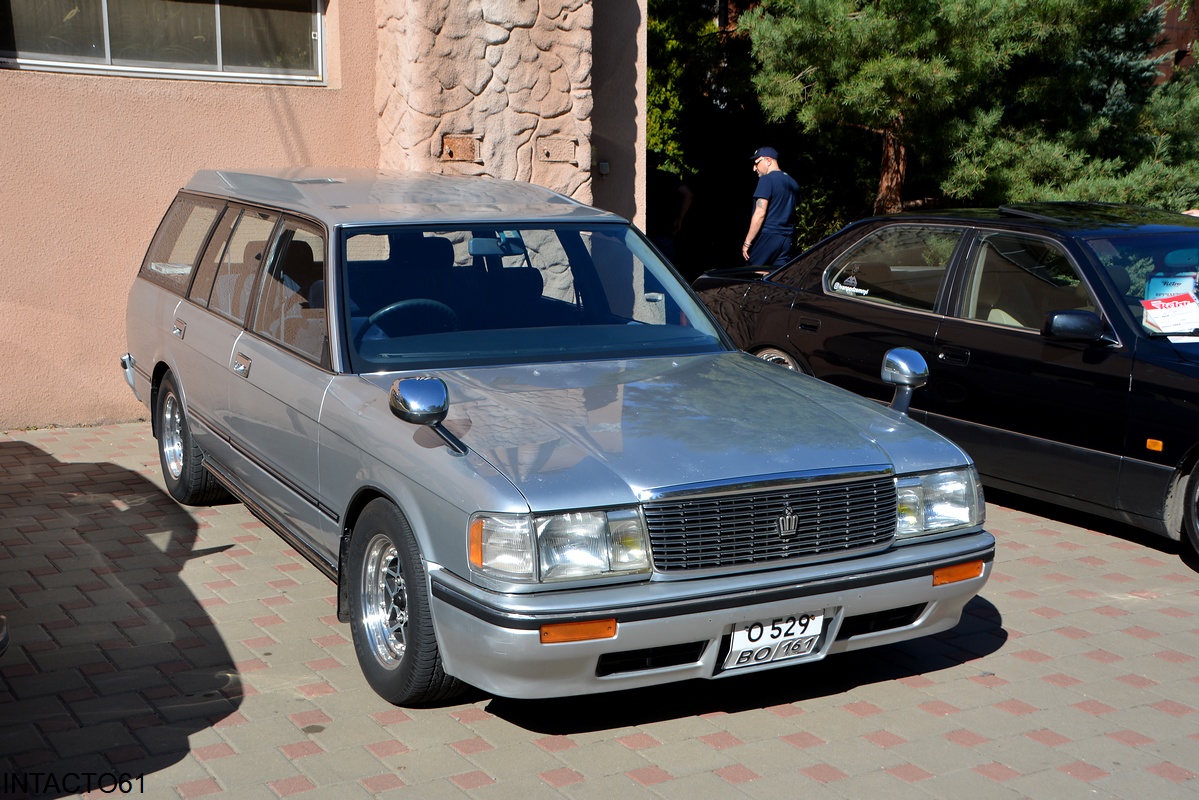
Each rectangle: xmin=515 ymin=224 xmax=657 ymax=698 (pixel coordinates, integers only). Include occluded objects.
xmin=0 ymin=2 xmax=379 ymax=429
xmin=0 ymin=0 xmax=646 ymax=430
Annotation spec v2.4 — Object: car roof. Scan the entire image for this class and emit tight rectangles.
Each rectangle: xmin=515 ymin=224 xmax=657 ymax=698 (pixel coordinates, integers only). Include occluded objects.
xmin=183 ymin=168 xmax=627 ymax=228
xmin=871 ymin=202 xmax=1199 ymax=238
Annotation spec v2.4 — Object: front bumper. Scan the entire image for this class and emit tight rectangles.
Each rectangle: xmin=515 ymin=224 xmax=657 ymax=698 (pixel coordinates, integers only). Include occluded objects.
xmin=429 ymin=529 xmax=995 ymax=699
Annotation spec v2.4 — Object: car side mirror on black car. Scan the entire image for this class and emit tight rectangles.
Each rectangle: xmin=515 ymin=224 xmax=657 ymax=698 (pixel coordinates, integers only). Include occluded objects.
xmin=881 ymin=348 xmax=929 ymax=415
xmin=1041 ymin=310 xmax=1106 ymax=343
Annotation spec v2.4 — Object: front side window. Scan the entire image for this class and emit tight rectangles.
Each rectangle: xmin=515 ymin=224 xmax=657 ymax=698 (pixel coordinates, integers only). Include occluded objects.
xmin=824 ymin=226 xmax=963 ymax=312
xmin=961 ymin=233 xmax=1094 ymax=330
xmin=0 ymin=0 xmax=320 ymax=82
xmin=340 ymin=224 xmax=726 ymax=373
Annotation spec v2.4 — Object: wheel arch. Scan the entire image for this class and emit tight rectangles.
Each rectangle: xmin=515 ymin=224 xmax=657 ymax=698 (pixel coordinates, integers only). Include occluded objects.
xmin=336 ymin=485 xmax=401 ymax=622
xmin=750 ymin=343 xmax=813 ymax=375
xmin=1163 ymin=442 xmax=1199 ymax=542
xmin=149 ymin=360 xmax=174 ymax=439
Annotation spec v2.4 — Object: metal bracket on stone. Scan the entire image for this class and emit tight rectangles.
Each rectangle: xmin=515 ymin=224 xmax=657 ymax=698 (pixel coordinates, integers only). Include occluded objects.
xmin=536 ymin=136 xmax=578 ymax=165
xmin=441 ymin=134 xmax=483 ymax=163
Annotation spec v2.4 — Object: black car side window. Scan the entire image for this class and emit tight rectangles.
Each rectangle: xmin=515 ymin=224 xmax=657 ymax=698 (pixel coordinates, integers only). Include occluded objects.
xmin=824 ymin=226 xmax=962 ymax=311
xmin=961 ymin=233 xmax=1095 ymax=329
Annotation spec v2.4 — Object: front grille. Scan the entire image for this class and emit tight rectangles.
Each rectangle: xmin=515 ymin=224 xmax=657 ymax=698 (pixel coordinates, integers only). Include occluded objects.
xmin=643 ymin=475 xmax=896 ymax=573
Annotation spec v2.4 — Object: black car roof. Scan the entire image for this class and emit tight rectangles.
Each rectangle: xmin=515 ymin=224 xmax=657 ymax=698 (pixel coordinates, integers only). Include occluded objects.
xmin=870 ymin=202 xmax=1199 ymax=238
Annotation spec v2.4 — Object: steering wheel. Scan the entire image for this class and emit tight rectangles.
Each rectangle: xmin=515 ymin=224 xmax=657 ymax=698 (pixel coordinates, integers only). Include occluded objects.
xmin=354 ymin=298 xmax=460 ymax=347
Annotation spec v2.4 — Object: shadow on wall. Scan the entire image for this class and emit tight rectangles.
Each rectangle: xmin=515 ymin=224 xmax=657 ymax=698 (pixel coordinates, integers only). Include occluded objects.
xmin=0 ymin=441 xmax=239 ymax=799
xmin=589 ymin=0 xmax=642 ymax=223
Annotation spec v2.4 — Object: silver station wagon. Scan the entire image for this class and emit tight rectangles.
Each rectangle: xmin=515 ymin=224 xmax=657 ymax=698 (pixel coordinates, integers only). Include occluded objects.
xmin=122 ymin=168 xmax=995 ymax=705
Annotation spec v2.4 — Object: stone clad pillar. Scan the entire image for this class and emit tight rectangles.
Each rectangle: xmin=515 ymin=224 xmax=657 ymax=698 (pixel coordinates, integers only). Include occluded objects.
xmin=377 ymin=0 xmax=594 ymax=203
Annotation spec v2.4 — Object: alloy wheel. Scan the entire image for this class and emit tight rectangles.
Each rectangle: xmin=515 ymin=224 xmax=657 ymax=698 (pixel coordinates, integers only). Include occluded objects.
xmin=360 ymin=533 xmax=408 ymax=668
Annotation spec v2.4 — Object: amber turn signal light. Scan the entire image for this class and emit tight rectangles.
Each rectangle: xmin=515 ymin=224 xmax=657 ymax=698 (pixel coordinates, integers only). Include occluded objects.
xmin=933 ymin=560 xmax=984 ymax=586
xmin=1146 ymin=438 xmax=1163 ymax=452
xmin=540 ymin=619 xmax=617 ymax=643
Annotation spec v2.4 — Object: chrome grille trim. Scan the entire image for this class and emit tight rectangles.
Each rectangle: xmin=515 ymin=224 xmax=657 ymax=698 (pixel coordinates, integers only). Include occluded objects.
xmin=642 ymin=469 xmax=897 ymax=573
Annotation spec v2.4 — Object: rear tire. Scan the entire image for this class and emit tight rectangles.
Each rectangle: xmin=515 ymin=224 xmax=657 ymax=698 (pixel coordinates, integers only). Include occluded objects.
xmin=348 ymin=498 xmax=465 ymax=705
xmin=156 ymin=371 xmax=228 ymax=505
xmin=754 ymin=347 xmax=800 ymax=371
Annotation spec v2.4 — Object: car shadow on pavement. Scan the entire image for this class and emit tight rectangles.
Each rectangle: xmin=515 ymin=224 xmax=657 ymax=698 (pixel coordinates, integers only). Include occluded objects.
xmin=985 ymin=487 xmax=1199 ymax=572
xmin=485 ymin=595 xmax=1005 ymax=734
xmin=0 ymin=440 xmax=239 ymax=799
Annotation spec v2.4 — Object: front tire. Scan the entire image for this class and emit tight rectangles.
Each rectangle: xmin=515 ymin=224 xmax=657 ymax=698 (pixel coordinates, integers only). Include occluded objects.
xmin=348 ymin=499 xmax=465 ymax=705
xmin=1183 ymin=469 xmax=1199 ymax=557
xmin=156 ymin=371 xmax=227 ymax=505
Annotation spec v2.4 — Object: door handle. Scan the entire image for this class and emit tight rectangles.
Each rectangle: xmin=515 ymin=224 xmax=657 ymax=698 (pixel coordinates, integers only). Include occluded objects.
xmin=938 ymin=346 xmax=970 ymax=365
xmin=796 ymin=316 xmax=821 ymax=332
xmin=232 ymin=353 xmax=252 ymax=378
xmin=172 ymin=319 xmax=187 ymax=339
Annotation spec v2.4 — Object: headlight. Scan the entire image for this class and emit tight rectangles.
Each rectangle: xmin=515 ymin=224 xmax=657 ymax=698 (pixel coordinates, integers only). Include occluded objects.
xmin=469 ymin=508 xmax=650 ymax=583
xmin=895 ymin=468 xmax=984 ymax=538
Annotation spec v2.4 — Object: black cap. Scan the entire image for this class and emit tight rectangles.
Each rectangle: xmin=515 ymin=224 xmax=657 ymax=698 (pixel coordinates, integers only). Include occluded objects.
xmin=751 ymin=146 xmax=779 ymax=160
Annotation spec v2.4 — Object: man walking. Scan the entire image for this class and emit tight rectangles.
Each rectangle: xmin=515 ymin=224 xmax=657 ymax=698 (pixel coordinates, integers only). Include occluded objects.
xmin=742 ymin=146 xmax=799 ymax=267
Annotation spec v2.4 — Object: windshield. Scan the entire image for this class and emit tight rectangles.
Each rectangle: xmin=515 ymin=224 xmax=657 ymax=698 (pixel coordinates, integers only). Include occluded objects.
xmin=1086 ymin=233 xmax=1199 ymax=336
xmin=337 ymin=223 xmax=727 ymax=372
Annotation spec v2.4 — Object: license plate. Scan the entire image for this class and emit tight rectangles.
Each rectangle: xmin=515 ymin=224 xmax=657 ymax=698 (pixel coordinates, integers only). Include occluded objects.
xmin=723 ymin=611 xmax=825 ymax=670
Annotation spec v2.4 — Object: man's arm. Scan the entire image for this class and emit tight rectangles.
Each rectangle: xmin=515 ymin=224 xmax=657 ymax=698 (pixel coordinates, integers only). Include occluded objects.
xmin=742 ymin=198 xmax=768 ymax=261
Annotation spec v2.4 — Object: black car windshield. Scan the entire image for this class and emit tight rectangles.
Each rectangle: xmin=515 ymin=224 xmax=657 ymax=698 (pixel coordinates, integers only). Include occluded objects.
xmin=337 ymin=223 xmax=727 ymax=372
xmin=1085 ymin=233 xmax=1199 ymax=336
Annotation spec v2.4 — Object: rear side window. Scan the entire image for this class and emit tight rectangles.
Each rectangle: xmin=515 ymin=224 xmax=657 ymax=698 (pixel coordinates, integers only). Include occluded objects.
xmin=208 ymin=208 xmax=280 ymax=324
xmin=139 ymin=196 xmax=223 ymax=295
xmin=252 ymin=218 xmax=329 ymax=367
xmin=824 ymin=225 xmax=963 ymax=312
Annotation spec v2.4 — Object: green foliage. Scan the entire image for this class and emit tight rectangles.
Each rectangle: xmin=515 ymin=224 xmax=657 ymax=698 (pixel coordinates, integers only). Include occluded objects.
xmin=732 ymin=0 xmax=1199 ymax=215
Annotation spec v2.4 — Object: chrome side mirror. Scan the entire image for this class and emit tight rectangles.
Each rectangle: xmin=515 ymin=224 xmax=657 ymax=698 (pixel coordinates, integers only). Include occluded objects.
xmin=390 ymin=377 xmax=467 ymax=455
xmin=880 ymin=348 xmax=928 ymax=416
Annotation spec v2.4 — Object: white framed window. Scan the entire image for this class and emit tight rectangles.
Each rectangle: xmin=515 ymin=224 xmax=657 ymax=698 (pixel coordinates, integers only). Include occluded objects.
xmin=0 ymin=0 xmax=323 ymax=84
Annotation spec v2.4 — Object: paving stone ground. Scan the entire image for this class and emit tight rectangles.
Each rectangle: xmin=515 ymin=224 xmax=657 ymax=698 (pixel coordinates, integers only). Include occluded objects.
xmin=1 ymin=422 xmax=1197 ymax=799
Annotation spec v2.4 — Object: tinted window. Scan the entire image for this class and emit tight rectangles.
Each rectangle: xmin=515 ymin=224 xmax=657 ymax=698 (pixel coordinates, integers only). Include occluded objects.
xmin=252 ymin=219 xmax=329 ymax=367
xmin=824 ymin=226 xmax=962 ymax=311
xmin=960 ymin=233 xmax=1094 ymax=329
xmin=209 ymin=208 xmax=278 ymax=323
xmin=139 ymin=196 xmax=222 ymax=295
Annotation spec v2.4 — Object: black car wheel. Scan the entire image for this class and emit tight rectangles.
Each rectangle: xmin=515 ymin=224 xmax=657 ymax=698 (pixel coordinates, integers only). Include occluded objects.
xmin=754 ymin=347 xmax=801 ymax=372
xmin=1184 ymin=469 xmax=1199 ymax=557
xmin=156 ymin=371 xmax=228 ymax=505
xmin=348 ymin=498 xmax=465 ymax=705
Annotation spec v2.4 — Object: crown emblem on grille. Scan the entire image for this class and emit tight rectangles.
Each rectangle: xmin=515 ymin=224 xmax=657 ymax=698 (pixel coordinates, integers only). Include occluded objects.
xmin=777 ymin=505 xmax=799 ymax=537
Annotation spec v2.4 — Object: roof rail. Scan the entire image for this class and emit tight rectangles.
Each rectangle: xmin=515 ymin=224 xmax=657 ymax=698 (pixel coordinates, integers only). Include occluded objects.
xmin=997 ymin=204 xmax=1065 ymax=223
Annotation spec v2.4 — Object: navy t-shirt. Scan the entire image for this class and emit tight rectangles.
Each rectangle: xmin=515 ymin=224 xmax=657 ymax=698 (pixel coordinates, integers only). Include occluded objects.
xmin=753 ymin=171 xmax=800 ymax=233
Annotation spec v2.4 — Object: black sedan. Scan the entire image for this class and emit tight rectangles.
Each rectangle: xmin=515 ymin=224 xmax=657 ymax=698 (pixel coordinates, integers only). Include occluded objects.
xmin=694 ymin=203 xmax=1199 ymax=554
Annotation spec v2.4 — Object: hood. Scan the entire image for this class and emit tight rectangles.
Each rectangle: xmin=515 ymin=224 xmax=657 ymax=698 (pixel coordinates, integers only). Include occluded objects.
xmin=365 ymin=352 xmax=969 ymax=511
